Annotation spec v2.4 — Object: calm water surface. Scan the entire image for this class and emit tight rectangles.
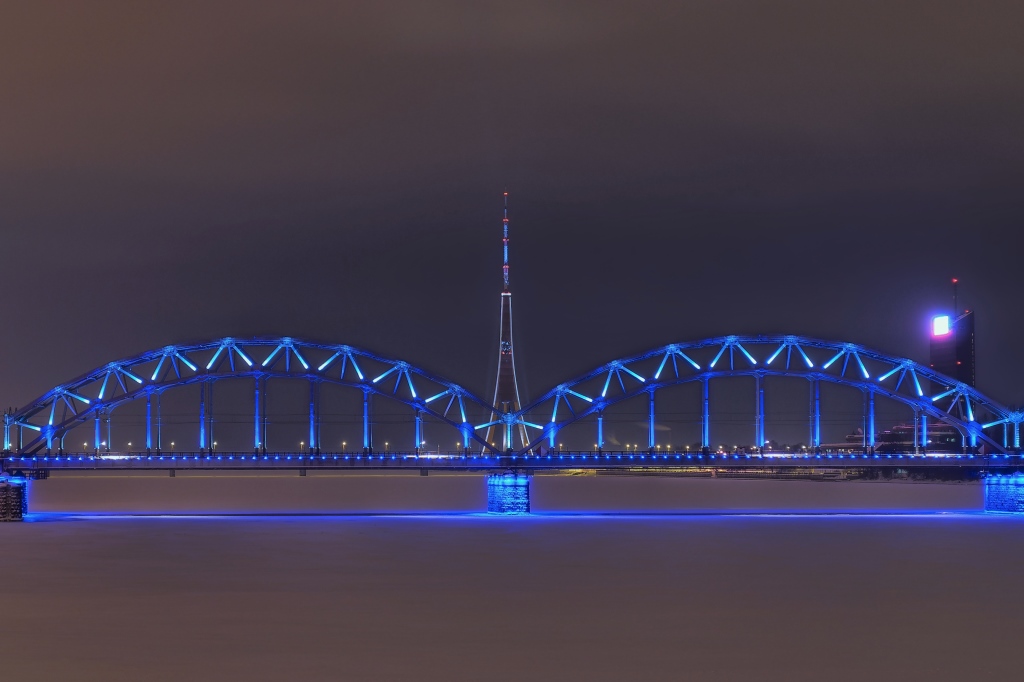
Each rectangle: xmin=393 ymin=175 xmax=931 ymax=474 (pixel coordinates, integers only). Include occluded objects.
xmin=2 ymin=476 xmax=1021 ymax=681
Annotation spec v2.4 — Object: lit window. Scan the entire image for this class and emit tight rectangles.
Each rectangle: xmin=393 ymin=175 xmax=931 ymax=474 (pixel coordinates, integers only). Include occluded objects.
xmin=932 ymin=315 xmax=951 ymax=336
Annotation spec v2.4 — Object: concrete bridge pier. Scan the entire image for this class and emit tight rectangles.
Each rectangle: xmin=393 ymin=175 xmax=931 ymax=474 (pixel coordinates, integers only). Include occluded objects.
xmin=984 ymin=474 xmax=1024 ymax=513
xmin=486 ymin=472 xmax=532 ymax=514
xmin=0 ymin=476 xmax=28 ymax=521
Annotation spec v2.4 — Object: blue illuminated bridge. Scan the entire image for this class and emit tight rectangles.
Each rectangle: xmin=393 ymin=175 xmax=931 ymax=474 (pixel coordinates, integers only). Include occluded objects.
xmin=3 ymin=335 xmax=1024 ymax=515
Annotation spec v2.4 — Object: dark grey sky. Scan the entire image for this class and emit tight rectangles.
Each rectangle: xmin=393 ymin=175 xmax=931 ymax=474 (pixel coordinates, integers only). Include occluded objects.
xmin=2 ymin=1 xmax=1022 ymax=412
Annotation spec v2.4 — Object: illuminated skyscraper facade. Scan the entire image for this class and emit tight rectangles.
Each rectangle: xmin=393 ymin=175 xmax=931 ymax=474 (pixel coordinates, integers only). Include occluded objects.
xmin=930 ymin=310 xmax=976 ymax=387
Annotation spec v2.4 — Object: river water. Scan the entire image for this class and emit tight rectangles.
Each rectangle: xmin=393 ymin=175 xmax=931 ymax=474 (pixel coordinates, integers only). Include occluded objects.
xmin=3 ymin=474 xmax=1022 ymax=681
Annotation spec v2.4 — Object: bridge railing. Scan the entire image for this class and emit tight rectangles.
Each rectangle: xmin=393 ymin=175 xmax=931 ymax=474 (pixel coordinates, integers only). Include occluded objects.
xmin=5 ymin=450 xmax=1024 ymax=473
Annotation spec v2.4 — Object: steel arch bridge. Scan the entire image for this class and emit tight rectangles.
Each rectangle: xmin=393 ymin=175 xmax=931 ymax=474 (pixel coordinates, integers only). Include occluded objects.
xmin=517 ymin=334 xmax=1022 ymax=456
xmin=3 ymin=334 xmax=1023 ymax=459
xmin=2 ymin=337 xmax=495 ymax=456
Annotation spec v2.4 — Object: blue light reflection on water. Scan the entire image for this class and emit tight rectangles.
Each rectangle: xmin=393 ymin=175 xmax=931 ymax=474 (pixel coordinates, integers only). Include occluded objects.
xmin=19 ymin=509 xmax=1022 ymax=523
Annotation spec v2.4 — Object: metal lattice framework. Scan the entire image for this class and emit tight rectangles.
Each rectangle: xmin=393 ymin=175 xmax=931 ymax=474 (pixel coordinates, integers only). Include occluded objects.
xmin=3 ymin=337 xmax=494 ymax=455
xmin=4 ymin=334 xmax=1022 ymax=456
xmin=511 ymin=335 xmax=1023 ymax=455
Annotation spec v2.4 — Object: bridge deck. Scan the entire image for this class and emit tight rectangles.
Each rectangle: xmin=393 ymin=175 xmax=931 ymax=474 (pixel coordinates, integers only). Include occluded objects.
xmin=4 ymin=451 xmax=1023 ymax=474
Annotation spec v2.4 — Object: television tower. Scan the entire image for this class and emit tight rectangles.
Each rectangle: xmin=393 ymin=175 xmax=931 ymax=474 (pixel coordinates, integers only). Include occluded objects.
xmin=484 ymin=192 xmax=530 ymax=452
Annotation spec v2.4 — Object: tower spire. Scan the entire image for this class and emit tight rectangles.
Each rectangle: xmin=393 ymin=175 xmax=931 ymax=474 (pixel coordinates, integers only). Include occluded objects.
xmin=502 ymin=190 xmax=510 ymax=291
xmin=485 ymin=190 xmax=530 ymax=453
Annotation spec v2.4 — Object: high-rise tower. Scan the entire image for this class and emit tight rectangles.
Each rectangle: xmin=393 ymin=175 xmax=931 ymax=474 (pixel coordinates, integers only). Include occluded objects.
xmin=484 ymin=192 xmax=530 ymax=452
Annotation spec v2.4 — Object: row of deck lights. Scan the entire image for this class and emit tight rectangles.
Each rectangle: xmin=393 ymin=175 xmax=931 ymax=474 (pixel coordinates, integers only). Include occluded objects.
xmin=8 ymin=452 xmax=1022 ymax=463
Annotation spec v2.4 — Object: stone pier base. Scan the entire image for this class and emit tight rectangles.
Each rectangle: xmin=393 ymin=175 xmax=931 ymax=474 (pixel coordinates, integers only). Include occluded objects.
xmin=984 ymin=474 xmax=1024 ymax=513
xmin=486 ymin=473 xmax=531 ymax=514
xmin=1 ymin=477 xmax=28 ymax=521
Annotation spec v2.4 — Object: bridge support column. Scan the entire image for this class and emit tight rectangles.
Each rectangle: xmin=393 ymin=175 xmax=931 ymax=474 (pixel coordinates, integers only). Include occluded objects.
xmin=921 ymin=414 xmax=928 ymax=453
xmin=755 ymin=374 xmax=764 ymax=449
xmin=1015 ymin=421 xmax=1021 ymax=451
xmin=648 ymin=390 xmax=655 ymax=451
xmin=867 ymin=390 xmax=875 ymax=452
xmin=415 ymin=409 xmax=423 ymax=453
xmin=95 ymin=413 xmax=102 ymax=452
xmin=199 ymin=381 xmax=206 ymax=451
xmin=3 ymin=412 xmax=10 ymax=452
xmin=156 ymin=393 xmax=162 ymax=452
xmin=254 ymin=377 xmax=262 ymax=452
xmin=145 ymin=394 xmax=152 ymax=452
xmin=597 ymin=412 xmax=604 ymax=451
xmin=701 ymin=378 xmax=710 ymax=451
xmin=913 ymin=410 xmax=920 ymax=455
xmin=314 ymin=381 xmax=321 ymax=454
xmin=208 ymin=381 xmax=215 ymax=451
xmin=486 ymin=472 xmax=531 ymax=514
xmin=0 ymin=476 xmax=28 ymax=521
xmin=984 ymin=474 xmax=1024 ymax=513
xmin=308 ymin=380 xmax=318 ymax=453
xmin=362 ymin=390 xmax=371 ymax=453
xmin=810 ymin=379 xmax=820 ymax=449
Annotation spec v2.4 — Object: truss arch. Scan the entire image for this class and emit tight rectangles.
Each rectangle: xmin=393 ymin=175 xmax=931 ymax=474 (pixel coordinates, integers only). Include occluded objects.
xmin=4 ymin=337 xmax=495 ymax=454
xmin=515 ymin=335 xmax=1016 ymax=455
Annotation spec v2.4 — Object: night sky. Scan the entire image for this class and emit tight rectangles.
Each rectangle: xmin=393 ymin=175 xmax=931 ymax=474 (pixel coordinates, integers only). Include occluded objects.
xmin=3 ymin=0 xmax=1023 ymax=416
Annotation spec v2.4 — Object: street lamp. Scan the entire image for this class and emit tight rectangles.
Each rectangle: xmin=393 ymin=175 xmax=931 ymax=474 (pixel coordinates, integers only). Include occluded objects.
xmin=385 ymin=441 xmax=389 ymax=453
xmin=342 ymin=441 xmax=347 ymax=451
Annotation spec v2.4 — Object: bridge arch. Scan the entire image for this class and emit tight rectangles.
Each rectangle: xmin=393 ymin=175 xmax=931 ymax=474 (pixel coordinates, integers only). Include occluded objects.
xmin=513 ymin=335 xmax=1020 ymax=455
xmin=3 ymin=337 xmax=496 ymax=454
